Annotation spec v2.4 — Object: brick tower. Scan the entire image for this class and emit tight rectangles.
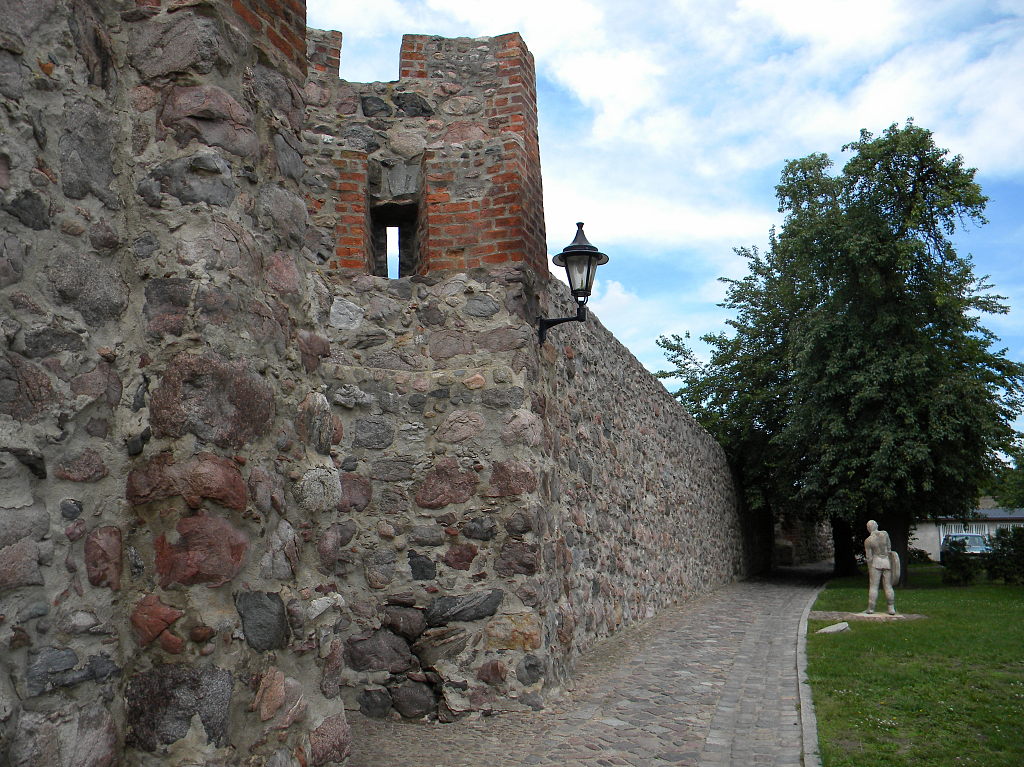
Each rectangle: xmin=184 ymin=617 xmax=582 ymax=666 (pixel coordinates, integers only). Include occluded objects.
xmin=304 ymin=31 xmax=548 ymax=279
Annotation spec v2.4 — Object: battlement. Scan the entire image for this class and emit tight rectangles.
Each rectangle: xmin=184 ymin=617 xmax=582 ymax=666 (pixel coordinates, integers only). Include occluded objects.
xmin=303 ymin=30 xmax=547 ymax=280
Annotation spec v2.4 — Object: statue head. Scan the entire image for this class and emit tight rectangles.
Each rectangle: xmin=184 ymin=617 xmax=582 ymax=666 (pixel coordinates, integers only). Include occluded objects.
xmin=866 ymin=519 xmax=878 ymax=533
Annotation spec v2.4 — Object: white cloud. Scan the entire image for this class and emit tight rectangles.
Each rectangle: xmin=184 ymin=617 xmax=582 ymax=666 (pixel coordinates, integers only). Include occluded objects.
xmin=541 ymin=170 xmax=777 ymax=257
xmin=586 ymin=278 xmax=732 ymax=374
xmin=733 ymin=0 xmax=913 ymax=60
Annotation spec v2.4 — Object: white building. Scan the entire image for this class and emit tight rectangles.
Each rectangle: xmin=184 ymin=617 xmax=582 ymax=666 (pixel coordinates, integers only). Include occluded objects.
xmin=911 ymin=501 xmax=1024 ymax=561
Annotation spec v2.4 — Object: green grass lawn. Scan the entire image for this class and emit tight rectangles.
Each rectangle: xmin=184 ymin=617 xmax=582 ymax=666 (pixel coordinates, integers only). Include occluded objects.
xmin=806 ymin=565 xmax=1024 ymax=767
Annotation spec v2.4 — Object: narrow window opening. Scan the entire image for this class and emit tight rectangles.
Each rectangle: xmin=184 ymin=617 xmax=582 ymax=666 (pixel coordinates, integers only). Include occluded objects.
xmin=370 ymin=202 xmax=418 ymax=279
xmin=386 ymin=227 xmax=400 ymax=280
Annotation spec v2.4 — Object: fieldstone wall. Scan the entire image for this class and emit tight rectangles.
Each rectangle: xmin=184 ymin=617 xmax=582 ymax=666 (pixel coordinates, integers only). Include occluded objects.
xmin=1 ymin=0 xmax=353 ymax=764
xmin=1 ymin=2 xmax=761 ymax=765
xmin=774 ymin=517 xmax=834 ymax=566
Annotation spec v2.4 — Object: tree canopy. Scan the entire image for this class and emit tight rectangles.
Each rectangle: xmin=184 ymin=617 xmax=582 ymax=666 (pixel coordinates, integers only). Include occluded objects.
xmin=659 ymin=121 xmax=1024 ymax=575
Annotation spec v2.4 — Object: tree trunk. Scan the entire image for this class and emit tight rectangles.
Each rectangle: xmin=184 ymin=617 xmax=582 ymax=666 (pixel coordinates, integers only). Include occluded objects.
xmin=831 ymin=515 xmax=859 ymax=576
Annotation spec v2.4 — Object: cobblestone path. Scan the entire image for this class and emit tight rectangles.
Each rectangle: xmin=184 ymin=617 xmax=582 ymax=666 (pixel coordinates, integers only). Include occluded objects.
xmin=347 ymin=569 xmax=828 ymax=767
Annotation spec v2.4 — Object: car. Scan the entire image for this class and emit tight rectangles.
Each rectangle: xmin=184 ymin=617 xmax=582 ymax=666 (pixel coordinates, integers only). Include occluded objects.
xmin=939 ymin=533 xmax=991 ymax=564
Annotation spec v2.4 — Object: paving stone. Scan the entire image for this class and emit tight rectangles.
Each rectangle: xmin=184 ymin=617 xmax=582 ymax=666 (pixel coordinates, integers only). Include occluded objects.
xmin=345 ymin=569 xmax=827 ymax=766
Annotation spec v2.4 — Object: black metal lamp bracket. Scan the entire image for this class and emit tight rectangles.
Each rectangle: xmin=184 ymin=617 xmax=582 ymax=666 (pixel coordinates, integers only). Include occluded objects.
xmin=538 ymin=305 xmax=587 ymax=345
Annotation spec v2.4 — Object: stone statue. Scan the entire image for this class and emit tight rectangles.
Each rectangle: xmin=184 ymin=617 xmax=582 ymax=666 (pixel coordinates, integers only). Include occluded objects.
xmin=864 ymin=520 xmax=899 ymax=615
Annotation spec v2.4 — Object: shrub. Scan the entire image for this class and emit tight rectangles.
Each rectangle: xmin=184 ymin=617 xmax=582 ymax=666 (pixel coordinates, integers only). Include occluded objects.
xmin=907 ymin=546 xmax=933 ymax=564
xmin=941 ymin=539 xmax=982 ymax=585
xmin=986 ymin=527 xmax=1024 ymax=584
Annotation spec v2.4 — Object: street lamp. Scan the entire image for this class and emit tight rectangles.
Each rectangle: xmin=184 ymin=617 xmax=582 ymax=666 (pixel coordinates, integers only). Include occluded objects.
xmin=538 ymin=222 xmax=609 ymax=344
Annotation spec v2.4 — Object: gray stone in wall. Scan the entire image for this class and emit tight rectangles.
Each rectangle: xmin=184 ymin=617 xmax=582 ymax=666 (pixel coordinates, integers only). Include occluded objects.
xmin=329 ymin=298 xmax=365 ymax=330
xmin=0 ymin=235 xmax=26 ymax=287
xmin=393 ymin=91 xmax=433 ymax=118
xmin=48 ymin=252 xmax=128 ymax=325
xmin=5 ymin=0 xmax=54 ymax=40
xmin=364 ymin=548 xmax=397 ymax=589
xmin=482 ymin=386 xmax=525 ymax=409
xmin=273 ymin=132 xmax=304 ymax=180
xmin=0 ymin=502 xmax=48 ymax=548
xmin=407 ymin=549 xmax=436 ymax=580
xmin=370 ymin=456 xmax=416 ymax=481
xmin=8 ymin=703 xmax=117 ymax=767
xmin=248 ymin=64 xmax=304 ymax=131
xmin=142 ymin=153 xmax=237 ymax=207
xmin=0 ymin=49 xmax=25 ymax=101
xmin=340 ymin=123 xmax=381 ymax=153
xmin=59 ymin=101 xmax=118 ymax=207
xmin=462 ymin=515 xmax=498 ymax=541
xmin=345 ymin=628 xmax=416 ymax=673
xmin=407 ymin=525 xmax=444 ymax=547
xmin=2 ymin=190 xmax=49 ymax=230
xmin=132 ymin=232 xmax=158 ymax=258
xmin=255 ymin=184 xmax=307 ymax=246
xmin=295 ymin=468 xmax=343 ymax=515
xmin=235 ymin=591 xmax=290 ymax=651
xmin=411 ymin=626 xmax=468 ymax=668
xmin=425 ymin=589 xmax=504 ymax=626
xmin=360 ymin=96 xmax=391 ymax=117
xmin=357 ymin=687 xmax=393 ymax=718
xmin=464 ymin=294 xmax=501 ymax=318
xmin=128 ymin=12 xmax=230 ymax=80
xmin=516 ymin=654 xmax=544 ymax=686
xmin=390 ymin=680 xmax=436 ymax=718
xmin=125 ymin=664 xmax=233 ymax=751
xmin=352 ymin=416 xmax=396 ymax=449
xmin=24 ymin=647 xmax=119 ymax=697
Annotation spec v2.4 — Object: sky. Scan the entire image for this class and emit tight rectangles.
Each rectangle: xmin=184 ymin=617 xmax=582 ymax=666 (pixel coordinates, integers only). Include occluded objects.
xmin=307 ymin=0 xmax=1024 ymax=382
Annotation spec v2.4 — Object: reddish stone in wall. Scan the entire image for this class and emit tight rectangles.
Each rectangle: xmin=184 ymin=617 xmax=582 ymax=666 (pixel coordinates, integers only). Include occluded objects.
xmin=338 ymin=472 xmax=372 ymax=513
xmin=84 ymin=525 xmax=122 ymax=590
xmin=55 ymin=448 xmax=108 ymax=482
xmin=297 ymin=330 xmax=331 ymax=372
xmin=0 ymin=538 xmax=43 ymax=592
xmin=70 ymin=360 xmax=122 ymax=405
xmin=484 ymin=460 xmax=537 ymax=497
xmin=126 ymin=452 xmax=247 ymax=510
xmin=149 ymin=352 xmax=274 ymax=449
xmin=0 ymin=352 xmax=55 ymax=422
xmin=494 ymin=540 xmax=540 ymax=576
xmin=130 ymin=594 xmax=184 ymax=646
xmin=442 ymin=543 xmax=478 ymax=571
xmin=310 ymin=712 xmax=352 ymax=767
xmin=414 ymin=458 xmax=478 ymax=509
xmin=154 ymin=512 xmax=249 ymax=588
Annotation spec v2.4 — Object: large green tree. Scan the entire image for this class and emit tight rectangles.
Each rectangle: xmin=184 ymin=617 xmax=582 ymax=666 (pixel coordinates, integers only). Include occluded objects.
xmin=660 ymin=121 xmax=1024 ymax=579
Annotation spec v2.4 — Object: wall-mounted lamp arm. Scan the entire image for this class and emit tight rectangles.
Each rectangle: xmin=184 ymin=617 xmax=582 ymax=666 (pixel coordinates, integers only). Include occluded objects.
xmin=538 ymin=305 xmax=587 ymax=345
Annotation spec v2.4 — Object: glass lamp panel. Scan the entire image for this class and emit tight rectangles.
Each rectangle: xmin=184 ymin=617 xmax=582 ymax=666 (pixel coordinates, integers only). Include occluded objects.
xmin=563 ymin=253 xmax=594 ymax=296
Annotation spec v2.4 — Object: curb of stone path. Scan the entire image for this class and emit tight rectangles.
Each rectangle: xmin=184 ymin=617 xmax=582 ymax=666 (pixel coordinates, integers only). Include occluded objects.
xmin=797 ymin=581 xmax=826 ymax=767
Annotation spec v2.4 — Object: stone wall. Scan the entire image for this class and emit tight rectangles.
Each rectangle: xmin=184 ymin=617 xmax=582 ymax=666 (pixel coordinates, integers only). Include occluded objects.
xmin=0 ymin=3 xmax=760 ymax=765
xmin=1 ymin=0 xmax=353 ymax=764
